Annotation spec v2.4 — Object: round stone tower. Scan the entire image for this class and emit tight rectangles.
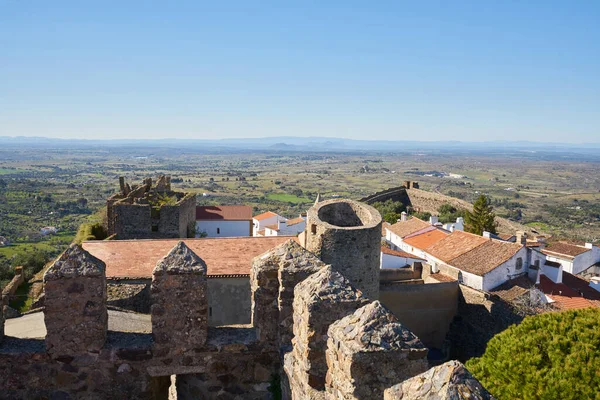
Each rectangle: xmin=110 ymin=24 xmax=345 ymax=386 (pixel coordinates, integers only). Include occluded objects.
xmin=305 ymin=199 xmax=382 ymax=299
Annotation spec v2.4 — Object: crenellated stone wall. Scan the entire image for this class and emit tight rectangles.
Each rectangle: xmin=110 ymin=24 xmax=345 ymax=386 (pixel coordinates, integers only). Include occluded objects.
xmin=151 ymin=242 xmax=208 ymax=359
xmin=325 ymin=301 xmax=428 ymax=399
xmin=0 ymin=199 xmax=493 ymax=400
xmin=43 ymin=244 xmax=108 ymax=358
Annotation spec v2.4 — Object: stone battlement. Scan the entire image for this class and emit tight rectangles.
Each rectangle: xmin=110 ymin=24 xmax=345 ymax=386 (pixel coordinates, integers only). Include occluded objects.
xmin=107 ymin=176 xmax=196 ymax=239
xmin=0 ymin=199 xmax=491 ymax=399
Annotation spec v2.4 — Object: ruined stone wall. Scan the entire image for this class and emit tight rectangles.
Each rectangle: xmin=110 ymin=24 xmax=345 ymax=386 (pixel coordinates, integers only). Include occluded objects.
xmin=113 ymin=203 xmax=153 ymax=239
xmin=305 ymin=199 xmax=382 ymax=299
xmin=379 ymin=280 xmax=458 ymax=348
xmin=1 ymin=266 xmax=24 ymax=304
xmin=359 ymin=186 xmax=412 ymax=205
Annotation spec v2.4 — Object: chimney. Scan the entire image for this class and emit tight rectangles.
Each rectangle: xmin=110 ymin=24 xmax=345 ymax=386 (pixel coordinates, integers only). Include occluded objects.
xmin=516 ymin=231 xmax=527 ymax=245
xmin=483 ymin=231 xmax=491 ymax=239
xmin=429 ymin=215 xmax=438 ymax=225
xmin=400 ymin=211 xmax=408 ymax=222
xmin=585 ymin=242 xmax=593 ymax=249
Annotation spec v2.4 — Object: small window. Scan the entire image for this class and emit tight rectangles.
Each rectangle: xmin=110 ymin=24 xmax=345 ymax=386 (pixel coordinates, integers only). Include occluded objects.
xmin=152 ymin=225 xmax=158 ymax=232
xmin=311 ymin=224 xmax=317 ymax=235
xmin=209 ymin=307 xmax=212 ymax=317
xmin=217 ymin=227 xmax=220 ymax=235
xmin=516 ymin=257 xmax=523 ymax=270
xmin=534 ymin=259 xmax=540 ymax=268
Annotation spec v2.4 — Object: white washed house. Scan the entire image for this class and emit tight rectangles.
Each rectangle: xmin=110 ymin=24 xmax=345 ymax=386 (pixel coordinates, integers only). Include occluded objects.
xmin=195 ymin=206 xmax=253 ymax=238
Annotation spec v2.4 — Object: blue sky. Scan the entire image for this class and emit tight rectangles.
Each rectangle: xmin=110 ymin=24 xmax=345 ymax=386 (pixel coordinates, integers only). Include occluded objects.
xmin=1 ymin=1 xmax=598 ymax=142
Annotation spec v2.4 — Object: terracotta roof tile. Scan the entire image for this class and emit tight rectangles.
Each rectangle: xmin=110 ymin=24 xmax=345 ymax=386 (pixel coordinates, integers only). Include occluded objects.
xmin=490 ymin=275 xmax=533 ymax=302
xmin=381 ymin=246 xmax=424 ymax=260
xmin=537 ymin=274 xmax=598 ymax=310
xmin=196 ymin=205 xmax=252 ymax=221
xmin=403 ymin=229 xmax=449 ymax=251
xmin=286 ymin=217 xmax=305 ymax=226
xmin=386 ymin=217 xmax=430 ymax=238
xmin=427 ymin=273 xmax=457 ymax=283
xmin=253 ymin=211 xmax=279 ymax=221
xmin=449 ymin=240 xmax=523 ymax=277
xmin=542 ymin=242 xmax=591 ymax=259
xmin=424 ymin=230 xmax=488 ymax=263
xmin=83 ymin=237 xmax=295 ymax=278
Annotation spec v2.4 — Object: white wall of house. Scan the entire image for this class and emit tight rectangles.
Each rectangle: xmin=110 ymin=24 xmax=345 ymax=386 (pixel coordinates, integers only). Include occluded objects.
xmin=195 ymin=220 xmax=251 ymax=238
xmin=572 ymin=246 xmax=600 ymax=275
xmin=253 ymin=215 xmax=281 ymax=236
xmin=443 ymin=264 xmax=483 ymax=290
xmin=481 ymin=246 xmax=529 ymax=291
xmin=545 ymin=254 xmax=574 ymax=274
xmin=380 ymin=252 xmax=423 ymax=269
xmin=542 ymin=263 xmax=563 ymax=284
xmin=279 ymin=220 xmax=306 ymax=236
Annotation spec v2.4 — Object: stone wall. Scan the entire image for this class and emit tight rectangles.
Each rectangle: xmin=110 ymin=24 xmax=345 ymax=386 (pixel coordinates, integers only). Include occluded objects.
xmin=151 ymin=242 xmax=208 ymax=359
xmin=1 ymin=266 xmax=24 ymax=304
xmin=305 ymin=199 xmax=382 ymax=299
xmin=445 ymin=284 xmax=522 ymax=361
xmin=384 ymin=360 xmax=493 ymax=399
xmin=379 ymin=280 xmax=458 ymax=348
xmin=107 ymin=279 xmax=151 ymax=313
xmin=43 ymin=244 xmax=108 ymax=358
xmin=107 ymin=176 xmax=196 ymax=240
xmin=325 ymin=301 xmax=428 ymax=399
xmin=113 ymin=203 xmax=153 ymax=239
xmin=359 ymin=186 xmax=412 ymax=206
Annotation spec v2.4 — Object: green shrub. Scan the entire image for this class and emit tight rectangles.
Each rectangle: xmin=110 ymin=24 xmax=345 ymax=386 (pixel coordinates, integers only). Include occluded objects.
xmin=467 ymin=308 xmax=600 ymax=400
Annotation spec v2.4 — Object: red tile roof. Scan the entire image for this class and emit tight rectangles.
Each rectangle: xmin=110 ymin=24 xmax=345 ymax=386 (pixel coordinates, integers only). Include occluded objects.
xmin=427 ymin=273 xmax=457 ymax=283
xmin=386 ymin=217 xmax=431 ymax=239
xmin=542 ymin=242 xmax=591 ymax=259
xmin=196 ymin=205 xmax=252 ymax=221
xmin=537 ymin=274 xmax=599 ymax=310
xmin=381 ymin=246 xmax=424 ymax=260
xmin=403 ymin=229 xmax=449 ymax=251
xmin=449 ymin=240 xmax=523 ymax=277
xmin=425 ymin=231 xmax=488 ymax=263
xmin=253 ymin=211 xmax=279 ymax=221
xmin=286 ymin=217 xmax=305 ymax=226
xmin=83 ymin=237 xmax=295 ymax=278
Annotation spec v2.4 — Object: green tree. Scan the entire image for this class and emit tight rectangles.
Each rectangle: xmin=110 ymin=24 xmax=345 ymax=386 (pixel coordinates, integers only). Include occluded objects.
xmin=465 ymin=195 xmax=497 ymax=235
xmin=371 ymin=199 xmax=406 ymax=224
xmin=467 ymin=308 xmax=600 ymax=400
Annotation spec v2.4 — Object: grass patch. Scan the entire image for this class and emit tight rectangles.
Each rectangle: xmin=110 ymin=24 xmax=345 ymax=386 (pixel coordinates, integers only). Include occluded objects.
xmin=9 ymin=281 xmax=33 ymax=313
xmin=0 ymin=168 xmax=28 ymax=175
xmin=524 ymin=221 xmax=553 ymax=230
xmin=266 ymin=193 xmax=311 ymax=204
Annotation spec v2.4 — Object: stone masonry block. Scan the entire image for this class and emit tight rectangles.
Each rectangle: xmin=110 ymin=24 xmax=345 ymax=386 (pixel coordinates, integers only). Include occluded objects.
xmin=277 ymin=240 xmax=325 ymax=351
xmin=250 ymin=245 xmax=282 ymax=346
xmin=43 ymin=244 xmax=107 ymax=358
xmin=151 ymin=241 xmax=208 ymax=356
xmin=383 ymin=360 xmax=494 ymax=400
xmin=326 ymin=301 xmax=429 ymax=399
xmin=292 ymin=266 xmax=369 ymax=390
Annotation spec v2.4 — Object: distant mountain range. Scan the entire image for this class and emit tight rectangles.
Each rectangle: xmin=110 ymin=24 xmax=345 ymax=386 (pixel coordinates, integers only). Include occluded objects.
xmin=1 ymin=135 xmax=599 ymax=155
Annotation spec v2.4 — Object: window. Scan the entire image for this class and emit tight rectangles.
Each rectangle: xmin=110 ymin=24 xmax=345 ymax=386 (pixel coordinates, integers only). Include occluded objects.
xmin=209 ymin=307 xmax=212 ymax=317
xmin=217 ymin=227 xmax=220 ymax=235
xmin=534 ymin=259 xmax=540 ymax=268
xmin=516 ymin=257 xmax=523 ymax=270
xmin=311 ymin=224 xmax=317 ymax=234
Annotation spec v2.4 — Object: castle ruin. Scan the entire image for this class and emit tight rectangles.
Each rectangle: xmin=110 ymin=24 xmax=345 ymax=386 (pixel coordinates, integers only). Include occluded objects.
xmin=106 ymin=176 xmax=196 ymax=239
xmin=0 ymin=199 xmax=492 ymax=399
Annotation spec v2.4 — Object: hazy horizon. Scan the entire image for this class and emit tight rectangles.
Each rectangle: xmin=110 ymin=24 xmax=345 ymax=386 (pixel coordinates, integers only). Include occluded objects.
xmin=1 ymin=1 xmax=599 ymax=143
